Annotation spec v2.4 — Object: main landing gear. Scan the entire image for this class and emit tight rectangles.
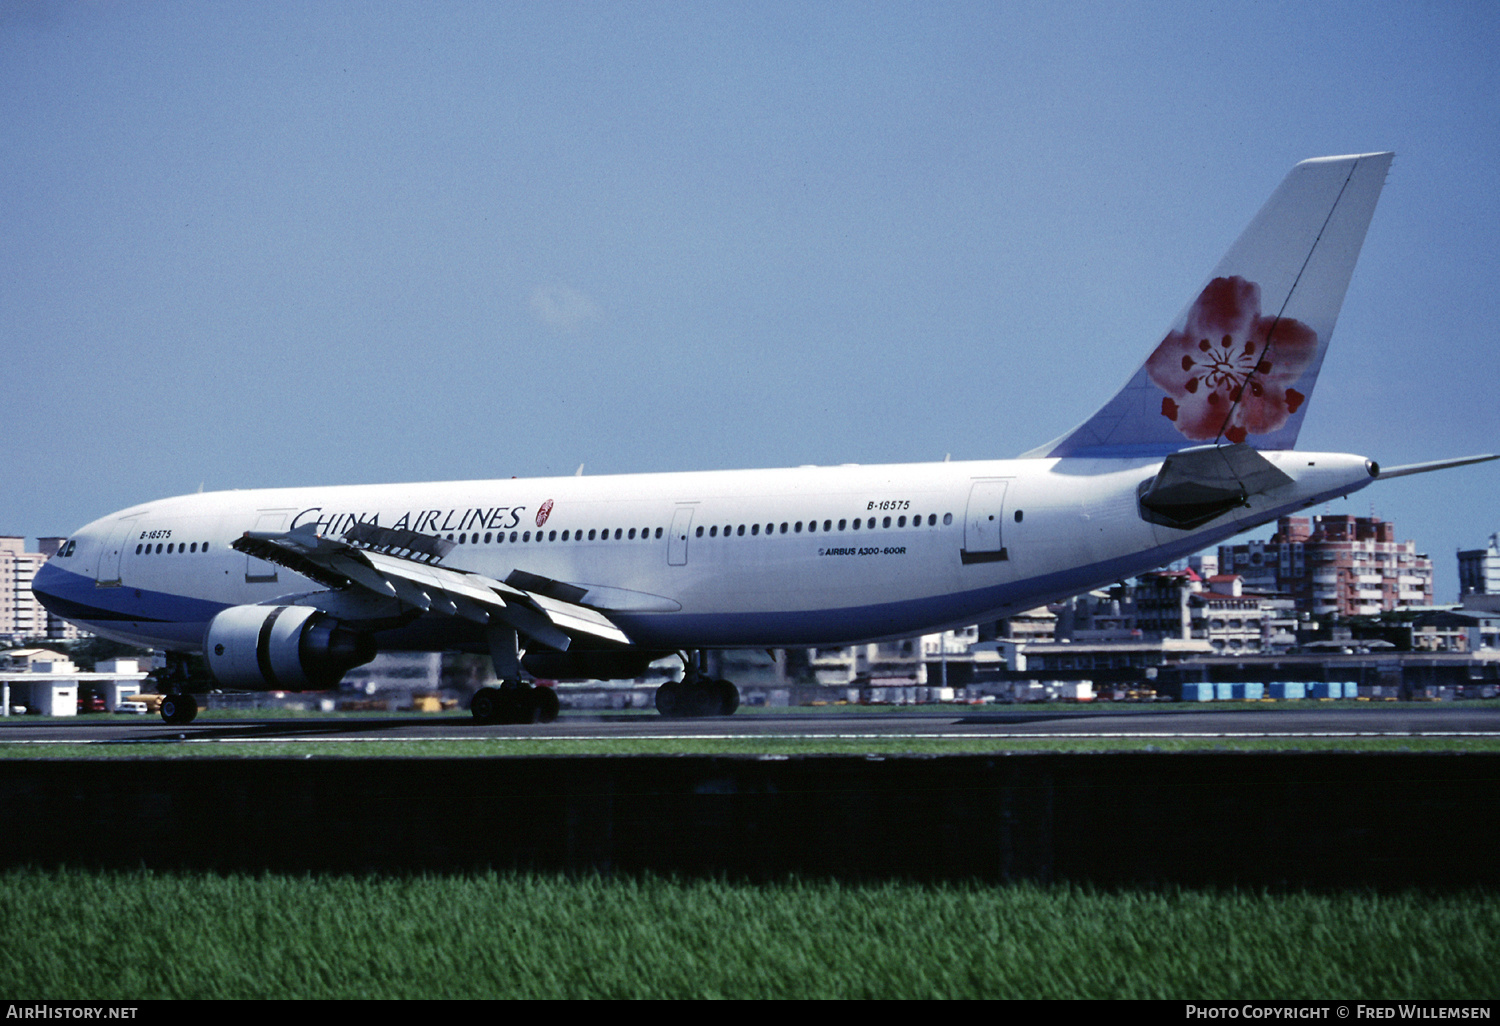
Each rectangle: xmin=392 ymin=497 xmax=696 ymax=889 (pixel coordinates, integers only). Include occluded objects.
xmin=655 ymin=652 xmax=740 ymax=718
xmin=151 ymin=652 xmax=201 ymax=726
xmin=470 ymin=681 xmax=560 ymax=724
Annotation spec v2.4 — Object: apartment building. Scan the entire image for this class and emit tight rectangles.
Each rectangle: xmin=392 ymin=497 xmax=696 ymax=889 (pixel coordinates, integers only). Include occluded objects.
xmin=1219 ymin=515 xmax=1432 ymax=619
xmin=1 ymin=537 xmax=86 ymax=644
xmin=1459 ymin=534 xmax=1500 ymax=600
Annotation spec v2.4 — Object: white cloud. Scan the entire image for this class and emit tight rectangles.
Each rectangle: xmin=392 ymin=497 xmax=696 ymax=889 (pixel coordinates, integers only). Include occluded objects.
xmin=529 ymin=284 xmax=599 ymax=335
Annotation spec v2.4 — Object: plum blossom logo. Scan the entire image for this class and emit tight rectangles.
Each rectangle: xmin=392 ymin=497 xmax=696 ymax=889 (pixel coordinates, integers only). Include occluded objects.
xmin=1144 ymin=276 xmax=1317 ymax=444
xmin=536 ymin=499 xmax=554 ymax=528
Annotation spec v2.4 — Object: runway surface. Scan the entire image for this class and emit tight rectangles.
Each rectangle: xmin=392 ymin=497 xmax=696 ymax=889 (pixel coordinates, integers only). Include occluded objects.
xmin=3 ymin=703 xmax=1499 ymax=745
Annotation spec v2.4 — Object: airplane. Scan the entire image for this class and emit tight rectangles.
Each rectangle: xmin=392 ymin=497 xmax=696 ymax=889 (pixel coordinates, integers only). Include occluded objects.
xmin=31 ymin=151 xmax=1496 ymax=725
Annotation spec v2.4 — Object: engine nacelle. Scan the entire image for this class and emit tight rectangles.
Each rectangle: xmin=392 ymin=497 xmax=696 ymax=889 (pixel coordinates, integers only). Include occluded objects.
xmin=204 ymin=605 xmax=376 ymax=690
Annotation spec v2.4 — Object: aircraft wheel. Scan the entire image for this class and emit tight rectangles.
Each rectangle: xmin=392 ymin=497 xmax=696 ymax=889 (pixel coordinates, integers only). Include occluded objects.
xmin=715 ymin=679 xmax=740 ymax=716
xmin=655 ymin=681 xmax=683 ymax=717
xmin=532 ymin=686 xmax=560 ymax=724
xmin=161 ymin=692 xmax=198 ymax=725
xmin=507 ymin=687 xmax=539 ymax=725
xmin=470 ymin=686 xmax=502 ymax=723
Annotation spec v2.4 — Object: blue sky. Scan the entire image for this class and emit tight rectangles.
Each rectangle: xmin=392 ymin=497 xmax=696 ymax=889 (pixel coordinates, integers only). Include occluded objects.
xmin=3 ymin=1 xmax=1497 ymax=599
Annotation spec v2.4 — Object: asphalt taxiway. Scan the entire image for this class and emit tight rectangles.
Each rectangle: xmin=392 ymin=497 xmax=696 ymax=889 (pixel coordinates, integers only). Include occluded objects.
xmin=3 ymin=702 xmax=1498 ymax=744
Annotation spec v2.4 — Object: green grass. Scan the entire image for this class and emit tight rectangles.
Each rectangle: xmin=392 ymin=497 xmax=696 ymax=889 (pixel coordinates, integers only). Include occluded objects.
xmin=0 ymin=868 xmax=1494 ymax=999
xmin=3 ymin=734 xmax=1500 ymax=758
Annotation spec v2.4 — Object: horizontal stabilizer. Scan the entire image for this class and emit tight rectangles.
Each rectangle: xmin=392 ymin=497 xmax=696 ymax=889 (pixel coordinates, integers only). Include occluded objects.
xmin=1375 ymin=454 xmax=1499 ymax=480
xmin=1139 ymin=443 xmax=1293 ymax=529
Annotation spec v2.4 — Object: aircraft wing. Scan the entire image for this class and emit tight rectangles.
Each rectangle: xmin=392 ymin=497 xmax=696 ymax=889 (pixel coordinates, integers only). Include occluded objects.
xmin=232 ymin=522 xmax=631 ymax=650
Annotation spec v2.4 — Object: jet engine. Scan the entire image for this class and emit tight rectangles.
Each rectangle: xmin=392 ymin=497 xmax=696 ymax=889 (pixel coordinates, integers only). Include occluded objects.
xmin=204 ymin=604 xmax=375 ymax=690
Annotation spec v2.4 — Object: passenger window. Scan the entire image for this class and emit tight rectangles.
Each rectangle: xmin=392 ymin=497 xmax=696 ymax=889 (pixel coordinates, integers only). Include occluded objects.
xmin=882 ymin=517 xmax=891 ymax=529
xmin=628 ymin=528 xmax=637 ymax=540
xmin=943 ymin=513 xmax=953 ymax=525
xmin=897 ymin=516 xmax=906 ymax=528
xmin=752 ymin=524 xmax=760 ymax=536
xmin=1015 ymin=510 xmax=1024 ymax=523
xmin=696 ymin=527 xmax=704 ymax=538
xmin=737 ymin=525 xmax=745 ymax=536
xmin=852 ymin=519 xmax=860 ymax=531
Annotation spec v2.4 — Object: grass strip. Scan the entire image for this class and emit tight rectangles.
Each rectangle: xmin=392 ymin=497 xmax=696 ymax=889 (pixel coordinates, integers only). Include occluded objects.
xmin=1 ymin=868 xmax=1495 ymax=999
xmin=1 ymin=735 xmax=1499 ymax=758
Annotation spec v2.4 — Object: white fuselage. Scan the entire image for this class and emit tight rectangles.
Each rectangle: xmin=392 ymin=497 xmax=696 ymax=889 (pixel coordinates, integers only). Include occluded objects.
xmin=37 ymin=452 xmax=1376 ymax=657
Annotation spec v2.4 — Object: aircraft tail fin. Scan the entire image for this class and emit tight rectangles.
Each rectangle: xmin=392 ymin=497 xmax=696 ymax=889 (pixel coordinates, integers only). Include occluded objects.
xmin=1025 ymin=152 xmax=1393 ymax=459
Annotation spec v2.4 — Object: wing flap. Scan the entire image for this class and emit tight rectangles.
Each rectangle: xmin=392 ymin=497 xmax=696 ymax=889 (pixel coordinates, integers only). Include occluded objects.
xmin=231 ymin=526 xmax=633 ymax=652
xmin=526 ymin=591 xmax=633 ymax=645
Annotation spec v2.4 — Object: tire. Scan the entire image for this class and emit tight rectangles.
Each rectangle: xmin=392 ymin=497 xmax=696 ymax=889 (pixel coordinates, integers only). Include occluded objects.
xmin=161 ymin=693 xmax=198 ymax=725
xmin=655 ymin=681 xmax=682 ymax=717
xmin=533 ymin=686 xmax=560 ymax=724
xmin=716 ymin=679 xmax=740 ymax=716
xmin=470 ymin=686 xmax=501 ymax=723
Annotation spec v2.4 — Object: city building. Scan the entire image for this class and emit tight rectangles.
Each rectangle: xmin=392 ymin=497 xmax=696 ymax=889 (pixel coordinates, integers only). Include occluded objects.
xmin=1060 ymin=570 xmax=1285 ymax=654
xmin=1459 ymin=534 xmax=1500 ymax=602
xmin=1219 ymin=515 xmax=1433 ymax=619
xmin=0 ymin=537 xmax=87 ymax=645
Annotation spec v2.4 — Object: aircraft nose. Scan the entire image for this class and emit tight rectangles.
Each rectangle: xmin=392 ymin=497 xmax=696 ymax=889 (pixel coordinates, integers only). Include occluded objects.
xmin=31 ymin=560 xmax=64 ymax=614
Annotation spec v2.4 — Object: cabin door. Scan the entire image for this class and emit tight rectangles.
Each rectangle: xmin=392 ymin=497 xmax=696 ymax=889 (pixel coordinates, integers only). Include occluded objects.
xmin=94 ymin=516 xmax=140 ymax=586
xmin=961 ymin=479 xmax=1010 ymax=565
xmin=668 ymin=506 xmax=695 ymax=566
